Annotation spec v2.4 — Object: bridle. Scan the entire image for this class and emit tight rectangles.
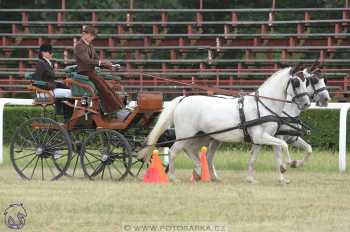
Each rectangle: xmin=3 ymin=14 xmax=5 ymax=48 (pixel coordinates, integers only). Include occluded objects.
xmin=307 ymin=74 xmax=328 ymax=100
xmin=285 ymin=73 xmax=309 ymax=104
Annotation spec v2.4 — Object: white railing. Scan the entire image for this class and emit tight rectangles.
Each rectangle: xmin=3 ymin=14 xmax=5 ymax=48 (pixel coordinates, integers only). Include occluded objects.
xmin=309 ymin=102 xmax=350 ymax=172
xmin=0 ymin=99 xmax=348 ymax=172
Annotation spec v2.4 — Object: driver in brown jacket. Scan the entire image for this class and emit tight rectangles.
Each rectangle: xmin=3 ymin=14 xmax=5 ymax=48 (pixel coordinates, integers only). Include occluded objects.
xmin=74 ymin=25 xmax=123 ymax=115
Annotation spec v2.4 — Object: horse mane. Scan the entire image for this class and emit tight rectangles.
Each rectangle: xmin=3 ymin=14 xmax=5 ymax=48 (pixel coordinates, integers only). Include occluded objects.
xmin=258 ymin=67 xmax=291 ymax=91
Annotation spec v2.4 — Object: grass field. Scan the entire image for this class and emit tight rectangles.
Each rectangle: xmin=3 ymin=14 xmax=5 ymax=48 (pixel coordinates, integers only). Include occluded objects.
xmin=1 ymin=147 xmax=350 ymax=232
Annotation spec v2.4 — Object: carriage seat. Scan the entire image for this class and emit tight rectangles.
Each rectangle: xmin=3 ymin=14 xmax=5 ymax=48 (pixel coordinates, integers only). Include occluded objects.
xmin=64 ymin=65 xmax=123 ymax=98
xmin=25 ymin=73 xmax=72 ymax=99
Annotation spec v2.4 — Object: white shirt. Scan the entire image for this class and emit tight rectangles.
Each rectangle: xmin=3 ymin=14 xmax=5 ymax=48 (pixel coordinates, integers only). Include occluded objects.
xmin=43 ymin=57 xmax=52 ymax=67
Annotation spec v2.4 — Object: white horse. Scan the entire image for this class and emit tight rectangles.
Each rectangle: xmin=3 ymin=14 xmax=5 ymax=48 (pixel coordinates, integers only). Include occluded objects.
xmin=138 ymin=66 xmax=311 ymax=183
xmin=246 ymin=66 xmax=330 ymax=183
xmin=176 ymin=65 xmax=330 ymax=184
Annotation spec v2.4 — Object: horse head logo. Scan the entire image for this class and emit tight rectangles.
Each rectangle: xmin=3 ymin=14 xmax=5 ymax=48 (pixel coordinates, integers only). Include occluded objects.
xmin=3 ymin=203 xmax=27 ymax=230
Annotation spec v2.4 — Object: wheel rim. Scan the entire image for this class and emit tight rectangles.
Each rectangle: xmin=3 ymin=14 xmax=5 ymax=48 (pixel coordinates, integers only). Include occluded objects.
xmin=80 ymin=129 xmax=132 ymax=181
xmin=10 ymin=117 xmax=72 ymax=181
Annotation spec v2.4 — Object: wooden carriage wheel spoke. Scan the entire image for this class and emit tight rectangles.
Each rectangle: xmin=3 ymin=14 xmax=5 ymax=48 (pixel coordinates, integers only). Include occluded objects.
xmin=20 ymin=155 xmax=37 ymax=173
xmin=85 ymin=151 xmax=103 ymax=161
xmin=40 ymin=157 xmax=44 ymax=181
xmin=90 ymin=163 xmax=104 ymax=177
xmin=108 ymin=165 xmax=113 ymax=180
xmin=71 ymin=154 xmax=80 ymax=176
xmin=101 ymin=166 xmax=105 ymax=180
xmin=111 ymin=163 xmax=123 ymax=175
xmin=30 ymin=156 xmax=40 ymax=179
xmin=45 ymin=158 xmax=56 ymax=177
xmin=84 ymin=155 xmax=97 ymax=170
xmin=14 ymin=152 xmax=36 ymax=161
xmin=44 ymin=130 xmax=62 ymax=147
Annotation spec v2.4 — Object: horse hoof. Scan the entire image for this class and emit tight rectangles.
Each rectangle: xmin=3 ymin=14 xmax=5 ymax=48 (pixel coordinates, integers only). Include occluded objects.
xmin=191 ymin=170 xmax=201 ymax=182
xmin=279 ymin=178 xmax=290 ymax=185
xmin=170 ymin=178 xmax=180 ymax=183
xmin=280 ymin=165 xmax=287 ymax=173
xmin=246 ymin=176 xmax=259 ymax=184
xmin=169 ymin=176 xmax=179 ymax=183
xmin=212 ymin=178 xmax=222 ymax=183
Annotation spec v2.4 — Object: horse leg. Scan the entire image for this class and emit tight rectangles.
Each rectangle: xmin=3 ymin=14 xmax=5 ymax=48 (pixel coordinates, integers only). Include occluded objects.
xmin=168 ymin=141 xmax=186 ymax=182
xmin=206 ymin=140 xmax=221 ymax=182
xmin=290 ymin=137 xmax=312 ymax=168
xmin=246 ymin=144 xmax=261 ymax=184
xmin=272 ymin=145 xmax=289 ymax=183
xmin=277 ymin=135 xmax=293 ymax=166
xmin=254 ymin=133 xmax=290 ymax=184
xmin=183 ymin=140 xmax=202 ymax=181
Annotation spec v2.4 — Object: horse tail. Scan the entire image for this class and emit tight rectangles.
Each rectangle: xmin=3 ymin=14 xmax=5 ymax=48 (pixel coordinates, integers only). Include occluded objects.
xmin=137 ymin=96 xmax=184 ymax=159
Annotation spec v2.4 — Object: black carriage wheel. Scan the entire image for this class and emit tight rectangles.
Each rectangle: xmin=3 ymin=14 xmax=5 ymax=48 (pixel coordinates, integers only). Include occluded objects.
xmin=10 ymin=117 xmax=72 ymax=181
xmin=80 ymin=129 xmax=132 ymax=181
xmin=128 ymin=155 xmax=146 ymax=177
xmin=127 ymin=150 xmax=170 ymax=177
xmin=60 ymin=129 xmax=90 ymax=178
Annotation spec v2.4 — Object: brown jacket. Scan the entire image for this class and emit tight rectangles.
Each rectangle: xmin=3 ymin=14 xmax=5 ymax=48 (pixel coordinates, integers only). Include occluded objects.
xmin=74 ymin=39 xmax=99 ymax=73
xmin=33 ymin=58 xmax=56 ymax=89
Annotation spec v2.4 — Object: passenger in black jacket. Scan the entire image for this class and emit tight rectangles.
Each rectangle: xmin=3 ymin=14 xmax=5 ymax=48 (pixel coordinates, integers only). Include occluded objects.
xmin=33 ymin=44 xmax=71 ymax=97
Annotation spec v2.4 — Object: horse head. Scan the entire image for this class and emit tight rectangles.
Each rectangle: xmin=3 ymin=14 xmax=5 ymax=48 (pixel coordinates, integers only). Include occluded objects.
xmin=304 ymin=61 xmax=330 ymax=107
xmin=288 ymin=64 xmax=311 ymax=110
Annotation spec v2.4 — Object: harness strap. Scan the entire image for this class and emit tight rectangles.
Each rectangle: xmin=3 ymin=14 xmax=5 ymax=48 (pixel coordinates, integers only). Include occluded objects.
xmin=255 ymin=91 xmax=261 ymax=119
xmin=238 ymin=96 xmax=252 ymax=143
xmin=149 ymin=115 xmax=281 ymax=147
xmin=281 ymin=111 xmax=312 ymax=134
xmin=276 ymin=130 xmax=304 ymax=137
xmin=276 ymin=129 xmax=303 ymax=145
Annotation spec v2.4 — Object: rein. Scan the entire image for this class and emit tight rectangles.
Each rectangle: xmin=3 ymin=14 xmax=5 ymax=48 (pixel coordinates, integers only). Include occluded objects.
xmin=140 ymin=73 xmax=296 ymax=104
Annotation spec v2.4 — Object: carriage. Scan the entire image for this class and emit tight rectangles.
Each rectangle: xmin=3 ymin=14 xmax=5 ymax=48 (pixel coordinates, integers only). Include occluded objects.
xmin=9 ymin=65 xmax=174 ymax=181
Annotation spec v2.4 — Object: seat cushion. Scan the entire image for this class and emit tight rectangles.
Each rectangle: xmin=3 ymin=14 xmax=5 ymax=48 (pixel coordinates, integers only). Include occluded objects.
xmin=70 ymin=73 xmax=97 ymax=97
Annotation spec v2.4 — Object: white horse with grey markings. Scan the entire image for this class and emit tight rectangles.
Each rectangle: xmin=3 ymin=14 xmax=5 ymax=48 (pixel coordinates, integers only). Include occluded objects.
xmin=138 ymin=66 xmax=311 ymax=183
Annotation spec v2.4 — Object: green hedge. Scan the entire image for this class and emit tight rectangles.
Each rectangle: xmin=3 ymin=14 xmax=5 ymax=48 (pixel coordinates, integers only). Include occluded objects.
xmin=2 ymin=106 xmax=348 ymax=150
xmin=3 ymin=106 xmax=53 ymax=143
xmin=300 ymin=109 xmax=345 ymax=150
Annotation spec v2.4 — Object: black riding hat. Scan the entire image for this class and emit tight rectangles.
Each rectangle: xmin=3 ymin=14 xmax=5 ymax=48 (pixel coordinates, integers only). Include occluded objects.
xmin=39 ymin=44 xmax=52 ymax=53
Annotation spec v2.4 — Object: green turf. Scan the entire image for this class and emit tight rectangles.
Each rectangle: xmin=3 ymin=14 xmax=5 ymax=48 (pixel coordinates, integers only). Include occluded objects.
xmin=0 ymin=145 xmax=349 ymax=232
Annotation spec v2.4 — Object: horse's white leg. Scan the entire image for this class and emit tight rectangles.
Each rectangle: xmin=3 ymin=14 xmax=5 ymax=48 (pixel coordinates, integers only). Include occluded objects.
xmin=206 ymin=140 xmax=221 ymax=181
xmin=253 ymin=133 xmax=290 ymax=184
xmin=273 ymin=145 xmax=289 ymax=183
xmin=290 ymin=137 xmax=312 ymax=168
xmin=183 ymin=141 xmax=202 ymax=181
xmin=277 ymin=135 xmax=293 ymax=166
xmin=247 ymin=144 xmax=261 ymax=184
xmin=168 ymin=141 xmax=186 ymax=182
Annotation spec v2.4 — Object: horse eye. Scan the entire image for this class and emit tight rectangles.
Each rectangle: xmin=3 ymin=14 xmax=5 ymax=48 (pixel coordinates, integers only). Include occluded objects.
xmin=292 ymin=78 xmax=300 ymax=88
xmin=311 ymin=77 xmax=319 ymax=85
xmin=306 ymin=79 xmax=310 ymax=87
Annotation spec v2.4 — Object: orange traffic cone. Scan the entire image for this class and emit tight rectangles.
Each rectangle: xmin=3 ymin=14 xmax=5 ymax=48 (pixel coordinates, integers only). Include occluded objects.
xmin=200 ymin=146 xmax=211 ymax=182
xmin=144 ymin=150 xmax=168 ymax=183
